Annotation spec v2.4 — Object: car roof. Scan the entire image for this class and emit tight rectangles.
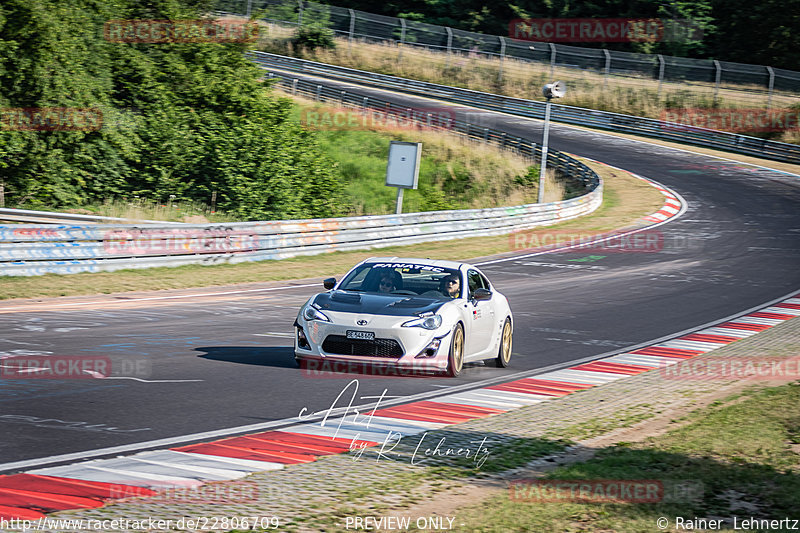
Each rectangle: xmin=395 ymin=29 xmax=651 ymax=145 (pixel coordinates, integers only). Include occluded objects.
xmin=362 ymin=257 xmax=470 ymax=271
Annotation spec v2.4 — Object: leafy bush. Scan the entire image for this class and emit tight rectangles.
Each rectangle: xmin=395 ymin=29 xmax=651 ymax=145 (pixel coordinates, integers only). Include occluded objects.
xmin=292 ymin=26 xmax=336 ymax=51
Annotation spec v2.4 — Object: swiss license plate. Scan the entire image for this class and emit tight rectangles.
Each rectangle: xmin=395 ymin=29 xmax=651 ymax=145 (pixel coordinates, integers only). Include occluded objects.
xmin=346 ymin=330 xmax=375 ymax=340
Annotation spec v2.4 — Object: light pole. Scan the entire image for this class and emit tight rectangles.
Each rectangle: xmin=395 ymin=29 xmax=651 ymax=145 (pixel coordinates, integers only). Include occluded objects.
xmin=538 ymin=81 xmax=566 ymax=203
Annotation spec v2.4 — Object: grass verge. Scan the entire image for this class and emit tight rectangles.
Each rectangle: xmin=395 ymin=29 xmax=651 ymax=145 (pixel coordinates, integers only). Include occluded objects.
xmin=285 ymin=94 xmax=552 ymax=214
xmin=0 ymin=160 xmax=662 ymax=301
xmin=256 ymin=23 xmax=800 ymax=144
xmin=454 ymin=382 xmax=800 ymax=532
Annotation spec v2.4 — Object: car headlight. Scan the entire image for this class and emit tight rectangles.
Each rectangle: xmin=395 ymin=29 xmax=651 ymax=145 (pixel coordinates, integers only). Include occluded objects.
xmin=303 ymin=303 xmax=331 ymax=322
xmin=402 ymin=315 xmax=442 ymax=330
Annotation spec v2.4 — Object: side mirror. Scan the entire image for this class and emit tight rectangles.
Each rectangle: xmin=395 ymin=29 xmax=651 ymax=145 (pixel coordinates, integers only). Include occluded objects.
xmin=323 ymin=278 xmax=336 ymax=290
xmin=473 ymin=288 xmax=492 ymax=301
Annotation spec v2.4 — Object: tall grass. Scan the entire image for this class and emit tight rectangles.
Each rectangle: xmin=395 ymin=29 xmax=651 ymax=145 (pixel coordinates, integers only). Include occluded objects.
xmin=287 ymin=95 xmax=555 ymax=215
xmin=64 ymin=197 xmax=239 ymax=223
xmin=257 ymin=23 xmax=800 ymax=144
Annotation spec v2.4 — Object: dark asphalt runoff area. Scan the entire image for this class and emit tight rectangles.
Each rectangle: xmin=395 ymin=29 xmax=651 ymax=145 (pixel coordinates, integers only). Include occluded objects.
xmin=1 ymin=76 xmax=798 ymax=471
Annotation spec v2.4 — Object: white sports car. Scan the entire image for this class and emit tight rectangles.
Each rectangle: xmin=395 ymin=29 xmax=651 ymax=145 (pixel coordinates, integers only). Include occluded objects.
xmin=293 ymin=257 xmax=513 ymax=377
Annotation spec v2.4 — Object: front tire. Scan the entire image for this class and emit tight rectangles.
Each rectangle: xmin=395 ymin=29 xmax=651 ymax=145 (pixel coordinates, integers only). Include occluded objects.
xmin=446 ymin=323 xmax=465 ymax=377
xmin=493 ymin=318 xmax=512 ymax=368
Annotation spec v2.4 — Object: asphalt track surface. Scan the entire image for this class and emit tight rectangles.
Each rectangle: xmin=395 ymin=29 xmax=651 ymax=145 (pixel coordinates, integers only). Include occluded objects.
xmin=1 ymin=76 xmax=798 ymax=471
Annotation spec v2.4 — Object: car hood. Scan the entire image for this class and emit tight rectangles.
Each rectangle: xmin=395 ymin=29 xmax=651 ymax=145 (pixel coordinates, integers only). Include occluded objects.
xmin=313 ymin=291 xmax=446 ymax=317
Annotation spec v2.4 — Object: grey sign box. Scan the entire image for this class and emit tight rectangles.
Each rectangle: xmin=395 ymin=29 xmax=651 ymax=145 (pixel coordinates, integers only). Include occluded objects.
xmin=385 ymin=141 xmax=422 ymax=189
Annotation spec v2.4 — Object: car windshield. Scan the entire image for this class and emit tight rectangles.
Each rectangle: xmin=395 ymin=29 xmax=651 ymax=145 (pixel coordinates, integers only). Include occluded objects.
xmin=339 ymin=263 xmax=462 ymax=299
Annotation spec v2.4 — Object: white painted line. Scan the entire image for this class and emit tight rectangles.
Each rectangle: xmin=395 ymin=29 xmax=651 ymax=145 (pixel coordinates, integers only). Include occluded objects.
xmin=28 ymin=463 xmax=203 ymax=488
xmin=695 ymin=327 xmax=756 ymax=338
xmin=283 ymin=423 xmax=393 ymax=442
xmin=338 ymin=415 xmax=433 ymax=435
xmin=361 ymin=416 xmax=447 ymax=431
xmin=0 ymin=283 xmax=319 ymax=312
xmin=536 ymin=369 xmax=628 ymax=384
xmin=761 ymin=306 xmax=800 ymax=316
xmin=134 ymin=450 xmax=273 ymax=473
xmin=657 ymin=340 xmax=723 ymax=352
xmin=172 ymin=451 xmax=284 ymax=471
xmin=729 ymin=316 xmax=785 ymax=326
xmin=126 ymin=455 xmax=246 ymax=480
xmin=78 ymin=458 xmax=220 ymax=481
xmin=463 ymin=389 xmax=554 ymax=404
xmin=426 ymin=395 xmax=517 ymax=410
xmin=602 ymin=354 xmax=678 ymax=367
xmin=476 ymin=176 xmax=688 ymax=267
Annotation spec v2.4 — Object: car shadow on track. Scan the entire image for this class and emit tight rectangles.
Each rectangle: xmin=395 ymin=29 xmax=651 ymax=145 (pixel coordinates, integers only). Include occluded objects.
xmin=195 ymin=346 xmax=297 ymax=369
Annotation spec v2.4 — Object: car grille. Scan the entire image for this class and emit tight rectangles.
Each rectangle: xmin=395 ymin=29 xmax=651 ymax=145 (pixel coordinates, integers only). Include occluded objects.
xmin=321 ymin=335 xmax=403 ymax=358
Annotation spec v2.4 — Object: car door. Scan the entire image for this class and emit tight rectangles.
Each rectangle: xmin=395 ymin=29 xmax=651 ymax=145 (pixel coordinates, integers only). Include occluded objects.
xmin=465 ymin=269 xmax=496 ymax=356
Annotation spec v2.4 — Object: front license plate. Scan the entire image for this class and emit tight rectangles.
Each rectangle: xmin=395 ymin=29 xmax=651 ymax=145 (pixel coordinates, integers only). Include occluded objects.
xmin=346 ymin=330 xmax=375 ymax=340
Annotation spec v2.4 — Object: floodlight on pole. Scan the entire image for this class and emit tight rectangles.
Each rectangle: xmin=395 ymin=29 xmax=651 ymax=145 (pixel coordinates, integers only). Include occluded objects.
xmin=538 ymin=81 xmax=566 ymax=204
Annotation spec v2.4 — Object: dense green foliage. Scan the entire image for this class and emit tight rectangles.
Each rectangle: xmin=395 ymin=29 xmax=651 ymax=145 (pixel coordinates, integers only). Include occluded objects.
xmin=322 ymin=0 xmax=800 ymax=70
xmin=0 ymin=0 xmax=348 ymax=220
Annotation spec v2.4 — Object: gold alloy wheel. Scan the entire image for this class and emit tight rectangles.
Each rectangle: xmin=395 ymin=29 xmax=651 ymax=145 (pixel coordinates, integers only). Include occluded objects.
xmin=447 ymin=324 xmax=464 ymax=377
xmin=498 ymin=318 xmax=512 ymax=367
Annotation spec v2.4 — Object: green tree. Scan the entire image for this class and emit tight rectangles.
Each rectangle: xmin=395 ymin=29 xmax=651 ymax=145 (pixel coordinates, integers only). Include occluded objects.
xmin=0 ymin=0 xmax=349 ymax=219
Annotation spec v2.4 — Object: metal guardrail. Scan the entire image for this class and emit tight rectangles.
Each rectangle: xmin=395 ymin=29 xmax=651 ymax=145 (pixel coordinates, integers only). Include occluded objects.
xmin=251 ymin=52 xmax=800 ymax=165
xmin=0 ymin=85 xmax=601 ymax=276
xmin=217 ymin=0 xmax=800 ymax=97
xmin=0 ymin=208 xmax=184 ymax=225
xmin=0 ymin=194 xmax=601 ymax=276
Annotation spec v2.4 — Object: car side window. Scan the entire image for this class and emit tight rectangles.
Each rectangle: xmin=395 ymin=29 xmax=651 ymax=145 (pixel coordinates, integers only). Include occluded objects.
xmin=467 ymin=270 xmax=486 ymax=298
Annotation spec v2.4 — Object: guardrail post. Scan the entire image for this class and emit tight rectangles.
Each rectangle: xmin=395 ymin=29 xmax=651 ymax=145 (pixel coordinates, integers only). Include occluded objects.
xmin=484 ymin=128 xmax=489 ymax=142
xmin=657 ymin=54 xmax=665 ymax=99
xmin=603 ymin=49 xmax=611 ymax=89
xmin=766 ymin=66 xmax=775 ymax=109
xmin=549 ymin=43 xmax=556 ymax=77
xmin=445 ymin=27 xmax=453 ymax=68
xmin=298 ymin=0 xmax=303 ymax=25
xmin=498 ymin=36 xmax=506 ymax=82
xmin=291 ymin=78 xmax=298 ymax=95
xmin=341 ymin=90 xmax=346 ymax=107
xmin=713 ymin=60 xmax=721 ymax=103
xmin=399 ymin=18 xmax=407 ymax=61
xmin=348 ymin=9 xmax=356 ymax=52
xmin=315 ymin=85 xmax=321 ymax=101
xmin=363 ymin=96 xmax=369 ymax=110
xmin=501 ymin=132 xmax=507 ymax=148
